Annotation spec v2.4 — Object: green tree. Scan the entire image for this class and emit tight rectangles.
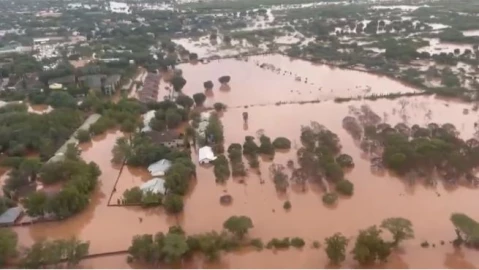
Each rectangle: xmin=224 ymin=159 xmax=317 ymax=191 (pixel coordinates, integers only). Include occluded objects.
xmin=352 ymin=226 xmax=391 ymax=265
xmin=22 ymin=192 xmax=49 ymax=217
xmin=162 ymin=232 xmax=189 ymax=263
xmin=380 ymin=217 xmax=414 ymax=247
xmin=192 ymin=93 xmax=206 ymax=107
xmin=335 ymin=179 xmax=354 ymax=196
xmin=0 ymin=228 xmax=17 ymax=267
xmin=223 ymin=216 xmax=253 ymax=239
xmin=272 ymin=137 xmax=291 ymax=150
xmin=164 ymin=194 xmax=184 ymax=214
xmin=325 ymin=233 xmax=348 ymax=265
xmin=76 ymin=129 xmax=91 ymax=143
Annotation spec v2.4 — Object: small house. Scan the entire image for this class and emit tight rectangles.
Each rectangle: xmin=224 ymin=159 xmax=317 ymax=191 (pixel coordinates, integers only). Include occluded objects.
xmin=140 ymin=178 xmax=166 ymax=194
xmin=145 ymin=130 xmax=184 ymax=148
xmin=199 ymin=146 xmax=216 ymax=164
xmin=147 ymin=159 xmax=172 ymax=177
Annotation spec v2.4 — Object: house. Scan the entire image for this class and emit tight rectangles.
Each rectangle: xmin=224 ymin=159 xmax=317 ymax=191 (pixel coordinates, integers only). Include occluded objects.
xmin=49 ymin=83 xmax=63 ymax=90
xmin=0 ymin=207 xmax=23 ymax=227
xmin=140 ymin=178 xmax=166 ymax=194
xmin=145 ymin=130 xmax=184 ymax=148
xmin=48 ymin=75 xmax=76 ymax=88
xmin=78 ymin=74 xmax=121 ymax=95
xmin=148 ymin=159 xmax=172 ymax=177
xmin=199 ymin=146 xmax=216 ymax=164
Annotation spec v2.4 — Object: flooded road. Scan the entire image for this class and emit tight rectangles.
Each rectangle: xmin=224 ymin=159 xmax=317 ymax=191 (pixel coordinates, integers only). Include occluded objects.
xmin=11 ymin=56 xmax=479 ymax=268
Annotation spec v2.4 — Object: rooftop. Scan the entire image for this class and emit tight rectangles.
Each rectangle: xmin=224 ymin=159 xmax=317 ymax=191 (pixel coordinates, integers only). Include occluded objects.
xmin=0 ymin=207 xmax=23 ymax=225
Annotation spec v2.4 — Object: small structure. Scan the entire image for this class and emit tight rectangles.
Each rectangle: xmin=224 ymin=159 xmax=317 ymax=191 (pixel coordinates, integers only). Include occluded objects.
xmin=141 ymin=110 xmax=156 ymax=132
xmin=199 ymin=146 xmax=216 ymax=164
xmin=49 ymin=83 xmax=63 ymax=90
xmin=140 ymin=178 xmax=166 ymax=194
xmin=145 ymin=130 xmax=184 ymax=148
xmin=148 ymin=159 xmax=172 ymax=177
xmin=0 ymin=207 xmax=23 ymax=227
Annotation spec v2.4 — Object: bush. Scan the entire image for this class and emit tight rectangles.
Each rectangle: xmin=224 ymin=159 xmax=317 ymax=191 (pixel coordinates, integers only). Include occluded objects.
xmin=312 ymin=240 xmax=321 ymax=249
xmin=322 ymin=193 xmax=338 ymax=205
xmin=76 ymin=129 xmax=91 ymax=143
xmin=335 ymin=179 xmax=354 ymax=196
xmin=204 ymin=80 xmax=214 ymax=89
xmin=283 ymin=200 xmax=291 ymax=210
xmin=272 ymin=137 xmax=291 ymax=150
xmin=164 ymin=194 xmax=184 ymax=214
xmin=266 ymin=237 xmax=290 ymax=249
xmin=420 ymin=241 xmax=430 ymax=248
xmin=218 ymin=75 xmax=231 ymax=84
xmin=250 ymin=238 xmax=264 ymax=250
xmin=213 ymin=102 xmax=226 ymax=112
xmin=291 ymin=237 xmax=305 ymax=248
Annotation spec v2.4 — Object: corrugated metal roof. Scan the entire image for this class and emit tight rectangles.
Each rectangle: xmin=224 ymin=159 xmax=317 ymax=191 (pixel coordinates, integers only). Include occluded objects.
xmin=0 ymin=207 xmax=22 ymax=224
xmin=140 ymin=178 xmax=165 ymax=194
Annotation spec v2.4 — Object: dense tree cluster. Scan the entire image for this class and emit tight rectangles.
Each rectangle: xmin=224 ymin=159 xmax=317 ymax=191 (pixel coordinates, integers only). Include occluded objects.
xmin=227 ymin=143 xmax=247 ymax=177
xmin=293 ymin=123 xmax=353 ymax=194
xmin=272 ymin=137 xmax=291 ymax=150
xmin=243 ymin=136 xmax=260 ymax=169
xmin=23 ymin=144 xmax=101 ymax=219
xmin=324 ymin=217 xmax=414 ymax=266
xmin=205 ymin=113 xmax=224 ymax=149
xmin=20 ymin=238 xmax=89 ymax=268
xmin=0 ymin=105 xmax=83 ymax=160
xmin=213 ymin=155 xmax=230 ymax=183
xmin=87 ymin=97 xmax=146 ymax=134
xmin=128 ymin=217 xmax=253 ymax=266
xmin=149 ymin=101 xmax=187 ymax=131
xmin=192 ymin=93 xmax=207 ymax=107
xmin=121 ymin=187 xmax=163 ymax=207
xmin=347 ymin=111 xmax=479 ymax=184
xmin=259 ymin=135 xmax=275 ymax=156
xmin=450 ymin=213 xmax=479 ymax=247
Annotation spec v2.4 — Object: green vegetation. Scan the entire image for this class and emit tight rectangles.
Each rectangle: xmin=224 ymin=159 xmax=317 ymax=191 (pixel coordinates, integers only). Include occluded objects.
xmin=20 ymin=238 xmax=89 ymax=268
xmin=335 ymin=179 xmax=354 ymax=196
xmin=272 ymin=137 xmax=291 ymax=150
xmin=290 ymin=237 xmax=305 ymax=248
xmin=351 ymin=226 xmax=392 ymax=265
xmin=322 ymin=192 xmax=338 ymax=205
xmin=213 ymin=155 xmax=231 ymax=183
xmin=227 ymin=143 xmax=247 ymax=177
xmin=380 ymin=217 xmax=415 ymax=247
xmin=283 ymin=200 xmax=291 ymax=210
xmin=450 ymin=213 xmax=479 ymax=247
xmin=223 ymin=215 xmax=253 ymax=239
xmin=22 ymin=144 xmax=101 ymax=219
xmin=324 ymin=233 xmax=348 ymax=265
xmin=0 ymin=228 xmax=17 ymax=267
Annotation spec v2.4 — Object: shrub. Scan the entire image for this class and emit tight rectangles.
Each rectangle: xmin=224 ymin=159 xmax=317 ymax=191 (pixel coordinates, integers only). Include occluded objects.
xmin=267 ymin=237 xmax=290 ymax=249
xmin=312 ymin=241 xmax=321 ymax=249
xmin=272 ymin=137 xmax=291 ymax=150
xmin=291 ymin=237 xmax=305 ymax=248
xmin=250 ymin=238 xmax=264 ymax=250
xmin=164 ymin=194 xmax=184 ymax=214
xmin=322 ymin=193 xmax=338 ymax=205
xmin=420 ymin=241 xmax=430 ymax=248
xmin=213 ymin=102 xmax=226 ymax=112
xmin=283 ymin=200 xmax=292 ymax=210
xmin=76 ymin=129 xmax=91 ymax=143
xmin=335 ymin=179 xmax=354 ymax=196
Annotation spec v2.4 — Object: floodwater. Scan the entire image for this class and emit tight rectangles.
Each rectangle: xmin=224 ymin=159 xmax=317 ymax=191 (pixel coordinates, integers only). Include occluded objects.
xmin=10 ymin=55 xmax=479 ymax=269
xmin=179 ymin=54 xmax=419 ymax=108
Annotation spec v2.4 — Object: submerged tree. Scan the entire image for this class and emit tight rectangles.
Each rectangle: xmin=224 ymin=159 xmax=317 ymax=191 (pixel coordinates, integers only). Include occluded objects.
xmin=223 ymin=216 xmax=253 ymax=239
xmin=380 ymin=217 xmax=414 ymax=247
xmin=324 ymin=233 xmax=349 ymax=265
xmin=351 ymin=226 xmax=392 ymax=265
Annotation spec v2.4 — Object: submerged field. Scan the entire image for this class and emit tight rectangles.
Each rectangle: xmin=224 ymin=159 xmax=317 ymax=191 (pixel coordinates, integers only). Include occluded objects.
xmin=12 ymin=55 xmax=479 ymax=268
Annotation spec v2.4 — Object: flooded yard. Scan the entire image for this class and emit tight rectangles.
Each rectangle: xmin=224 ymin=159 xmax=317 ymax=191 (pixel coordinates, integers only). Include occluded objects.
xmin=12 ymin=56 xmax=479 ymax=268
xmin=179 ymin=54 xmax=419 ymax=107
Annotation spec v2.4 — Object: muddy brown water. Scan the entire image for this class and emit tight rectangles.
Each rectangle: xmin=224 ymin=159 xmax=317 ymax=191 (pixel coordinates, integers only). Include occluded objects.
xmin=11 ymin=55 xmax=479 ymax=268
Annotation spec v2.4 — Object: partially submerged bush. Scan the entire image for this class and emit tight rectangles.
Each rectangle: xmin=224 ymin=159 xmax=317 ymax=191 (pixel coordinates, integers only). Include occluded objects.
xmin=335 ymin=179 xmax=354 ymax=196
xmin=272 ymin=137 xmax=291 ymax=150
xmin=291 ymin=237 xmax=305 ymax=248
xmin=322 ymin=192 xmax=338 ymax=205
